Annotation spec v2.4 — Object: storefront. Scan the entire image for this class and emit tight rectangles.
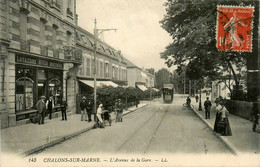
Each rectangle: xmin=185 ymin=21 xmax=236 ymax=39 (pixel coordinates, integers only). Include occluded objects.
xmin=15 ymin=55 xmax=63 ymax=121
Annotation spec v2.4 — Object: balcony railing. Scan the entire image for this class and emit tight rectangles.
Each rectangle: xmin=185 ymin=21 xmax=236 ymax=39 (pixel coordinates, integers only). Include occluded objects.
xmin=20 ymin=40 xmax=30 ymax=52
xmin=64 ymin=46 xmax=82 ymax=63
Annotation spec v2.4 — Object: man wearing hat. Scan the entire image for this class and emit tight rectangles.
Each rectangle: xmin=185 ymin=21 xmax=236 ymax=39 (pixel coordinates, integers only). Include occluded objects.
xmin=36 ymin=96 xmax=46 ymax=125
xmin=204 ymin=97 xmax=212 ymax=119
xmin=80 ymin=96 xmax=87 ymax=121
xmin=115 ymin=99 xmax=124 ymax=122
xmin=86 ymin=96 xmax=94 ymax=122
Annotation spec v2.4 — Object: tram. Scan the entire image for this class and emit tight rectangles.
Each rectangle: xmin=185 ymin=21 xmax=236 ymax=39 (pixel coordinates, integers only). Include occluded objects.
xmin=162 ymin=84 xmax=174 ymax=103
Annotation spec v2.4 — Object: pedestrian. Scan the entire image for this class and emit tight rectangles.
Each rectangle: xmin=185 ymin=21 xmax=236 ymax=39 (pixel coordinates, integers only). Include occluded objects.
xmin=60 ymin=97 xmax=68 ymax=121
xmin=195 ymin=95 xmax=199 ymax=103
xmin=86 ymin=96 xmax=93 ymax=122
xmin=186 ymin=97 xmax=191 ymax=109
xmin=80 ymin=96 xmax=87 ymax=121
xmin=46 ymin=96 xmax=54 ymax=120
xmin=135 ymin=96 xmax=139 ymax=108
xmin=96 ymin=104 xmax=104 ymax=128
xmin=252 ymin=101 xmax=259 ymax=132
xmin=36 ymin=96 xmax=46 ymax=125
xmin=219 ymin=101 xmax=232 ymax=136
xmin=115 ymin=99 xmax=124 ymax=122
xmin=204 ymin=97 xmax=212 ymax=119
xmin=213 ymin=98 xmax=222 ymax=133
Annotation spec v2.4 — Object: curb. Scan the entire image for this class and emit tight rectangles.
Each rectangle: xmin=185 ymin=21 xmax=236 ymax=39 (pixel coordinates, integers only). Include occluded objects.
xmin=191 ymin=106 xmax=240 ymax=155
xmin=23 ymin=126 xmax=94 ymax=156
xmin=23 ymin=104 xmax=148 ymax=156
xmin=123 ymin=104 xmax=148 ymax=116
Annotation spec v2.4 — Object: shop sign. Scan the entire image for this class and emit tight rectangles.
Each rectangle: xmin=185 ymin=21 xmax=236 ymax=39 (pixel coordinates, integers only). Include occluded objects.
xmin=16 ymin=56 xmax=37 ymax=65
xmin=16 ymin=55 xmax=63 ymax=69
xmin=38 ymin=59 xmax=48 ymax=66
xmin=49 ymin=62 xmax=63 ymax=69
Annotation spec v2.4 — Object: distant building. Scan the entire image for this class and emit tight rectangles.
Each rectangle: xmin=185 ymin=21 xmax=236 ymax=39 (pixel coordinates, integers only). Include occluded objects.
xmin=124 ymin=58 xmax=155 ymax=91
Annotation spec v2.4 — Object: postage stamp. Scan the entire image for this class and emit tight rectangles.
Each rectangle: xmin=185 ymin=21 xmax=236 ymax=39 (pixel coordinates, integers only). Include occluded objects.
xmin=216 ymin=6 xmax=254 ymax=52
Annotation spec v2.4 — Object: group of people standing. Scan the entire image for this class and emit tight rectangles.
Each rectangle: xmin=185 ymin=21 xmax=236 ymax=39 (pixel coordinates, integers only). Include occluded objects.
xmin=35 ymin=96 xmax=67 ymax=125
xmin=79 ymin=96 xmax=93 ymax=122
xmin=191 ymin=95 xmax=232 ymax=136
xmin=213 ymin=98 xmax=232 ymax=136
xmin=80 ymin=96 xmax=125 ymax=128
xmin=96 ymin=99 xmax=124 ymax=128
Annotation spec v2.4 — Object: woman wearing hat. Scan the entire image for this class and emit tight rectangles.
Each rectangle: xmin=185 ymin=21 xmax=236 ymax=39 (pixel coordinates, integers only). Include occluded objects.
xmin=213 ymin=98 xmax=223 ymax=133
xmin=219 ymin=100 xmax=232 ymax=136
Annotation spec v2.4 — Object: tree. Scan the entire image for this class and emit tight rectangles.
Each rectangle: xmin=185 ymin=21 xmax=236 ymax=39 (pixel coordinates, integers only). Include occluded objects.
xmin=160 ymin=0 xmax=258 ymax=100
xmin=155 ymin=68 xmax=171 ymax=90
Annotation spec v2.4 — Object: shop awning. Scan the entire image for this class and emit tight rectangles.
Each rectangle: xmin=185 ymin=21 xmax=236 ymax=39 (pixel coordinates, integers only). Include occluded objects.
xmin=136 ymin=84 xmax=148 ymax=91
xmin=79 ymin=80 xmax=118 ymax=88
xmin=152 ymin=88 xmax=159 ymax=92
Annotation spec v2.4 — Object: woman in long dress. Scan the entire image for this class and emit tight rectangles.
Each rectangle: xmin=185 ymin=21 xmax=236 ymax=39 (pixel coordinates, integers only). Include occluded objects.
xmin=219 ymin=102 xmax=232 ymax=136
xmin=213 ymin=99 xmax=222 ymax=133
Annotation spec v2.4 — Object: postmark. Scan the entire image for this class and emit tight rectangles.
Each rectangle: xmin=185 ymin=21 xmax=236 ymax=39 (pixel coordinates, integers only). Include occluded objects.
xmin=216 ymin=6 xmax=254 ymax=52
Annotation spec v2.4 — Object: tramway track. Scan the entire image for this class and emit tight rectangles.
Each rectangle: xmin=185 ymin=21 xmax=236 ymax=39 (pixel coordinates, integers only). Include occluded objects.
xmin=116 ymin=105 xmax=169 ymax=153
xmin=144 ymin=106 xmax=169 ymax=154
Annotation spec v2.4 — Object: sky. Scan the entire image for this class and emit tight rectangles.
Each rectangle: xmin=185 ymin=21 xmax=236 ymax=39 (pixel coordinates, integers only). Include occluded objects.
xmin=76 ymin=0 xmax=175 ymax=72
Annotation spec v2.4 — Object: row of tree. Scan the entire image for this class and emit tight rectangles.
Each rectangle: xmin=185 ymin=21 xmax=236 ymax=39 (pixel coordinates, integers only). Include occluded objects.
xmin=159 ymin=0 xmax=259 ymax=101
xmin=97 ymin=86 xmax=160 ymax=110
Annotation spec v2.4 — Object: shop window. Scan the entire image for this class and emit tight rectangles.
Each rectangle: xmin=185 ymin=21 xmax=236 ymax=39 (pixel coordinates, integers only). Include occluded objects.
xmin=48 ymin=70 xmax=62 ymax=106
xmin=15 ymin=67 xmax=35 ymax=112
xmin=37 ymin=69 xmax=47 ymax=99
xmin=48 ymin=78 xmax=61 ymax=106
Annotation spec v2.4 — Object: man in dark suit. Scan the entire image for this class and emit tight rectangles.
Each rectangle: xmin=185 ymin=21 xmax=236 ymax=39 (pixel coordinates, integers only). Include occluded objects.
xmin=86 ymin=96 xmax=93 ymax=122
xmin=46 ymin=96 xmax=54 ymax=120
xmin=36 ymin=96 xmax=46 ymax=125
xmin=204 ymin=97 xmax=212 ymax=119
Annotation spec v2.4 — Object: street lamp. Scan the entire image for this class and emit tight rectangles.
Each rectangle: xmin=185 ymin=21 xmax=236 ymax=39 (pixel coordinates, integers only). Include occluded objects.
xmin=93 ymin=19 xmax=117 ymax=122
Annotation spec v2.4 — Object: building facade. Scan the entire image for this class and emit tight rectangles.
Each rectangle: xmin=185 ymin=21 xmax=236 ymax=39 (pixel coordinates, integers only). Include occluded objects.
xmin=0 ymin=0 xmax=82 ymax=128
xmin=75 ymin=27 xmax=128 ymax=96
xmin=125 ymin=58 xmax=155 ymax=91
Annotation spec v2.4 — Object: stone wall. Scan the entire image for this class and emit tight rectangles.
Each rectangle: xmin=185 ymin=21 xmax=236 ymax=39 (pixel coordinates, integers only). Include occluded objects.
xmin=225 ymin=100 xmax=256 ymax=121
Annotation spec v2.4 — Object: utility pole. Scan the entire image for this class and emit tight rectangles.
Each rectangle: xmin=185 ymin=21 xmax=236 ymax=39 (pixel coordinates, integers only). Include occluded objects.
xmin=93 ymin=18 xmax=117 ymax=122
xmin=198 ymin=79 xmax=202 ymax=111
xmin=189 ymin=80 xmax=191 ymax=96
xmin=183 ymin=68 xmax=186 ymax=94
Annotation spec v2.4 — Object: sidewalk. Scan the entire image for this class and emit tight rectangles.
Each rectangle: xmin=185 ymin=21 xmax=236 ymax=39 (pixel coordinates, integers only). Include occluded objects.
xmin=1 ymin=102 xmax=148 ymax=156
xmin=191 ymin=101 xmax=260 ymax=155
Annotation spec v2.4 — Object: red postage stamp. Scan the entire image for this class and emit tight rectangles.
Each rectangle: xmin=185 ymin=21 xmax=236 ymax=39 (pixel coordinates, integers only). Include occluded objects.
xmin=216 ymin=6 xmax=254 ymax=52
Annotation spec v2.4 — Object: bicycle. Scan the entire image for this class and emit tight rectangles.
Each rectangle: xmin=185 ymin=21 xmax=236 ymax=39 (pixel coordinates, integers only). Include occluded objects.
xmin=182 ymin=103 xmax=194 ymax=110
